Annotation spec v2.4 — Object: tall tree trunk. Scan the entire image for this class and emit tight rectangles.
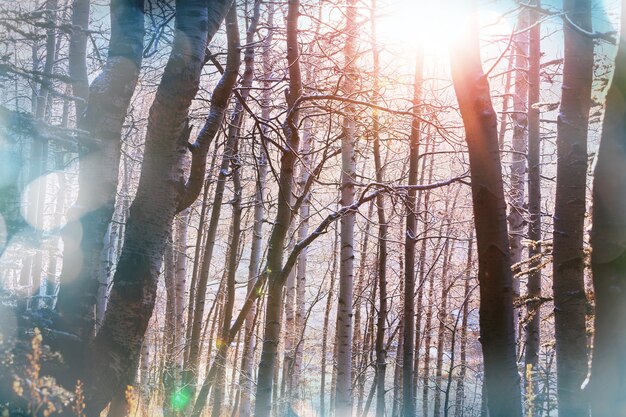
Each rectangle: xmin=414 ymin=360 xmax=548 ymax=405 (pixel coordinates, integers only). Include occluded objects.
xmin=197 ymin=9 xmax=244 ymax=417
xmin=586 ymin=3 xmax=626 ymax=416
xmin=524 ymin=3 xmax=542 ymax=416
xmin=434 ymin=233 xmax=454 ymax=417
xmin=335 ymin=1 xmax=358 ymax=414
xmin=371 ymin=3 xmax=387 ymax=415
xmin=320 ymin=227 xmax=339 ymax=417
xmin=508 ymin=6 xmax=529 ymax=348
xmin=69 ymin=0 xmax=90 ymax=118
xmin=82 ymin=2 xmax=234 ymax=414
xmin=422 ymin=234 xmax=442 ymax=417
xmin=208 ymin=23 xmax=243 ymax=410
xmin=293 ymin=118 xmax=313 ymax=401
xmin=238 ymin=2 xmax=265 ymax=415
xmin=414 ymin=136 xmax=434 ymax=402
xmin=254 ymin=0 xmax=302 ymax=414
xmin=552 ymin=1 xmax=593 ymax=416
xmin=185 ymin=19 xmax=243 ymax=384
xmin=402 ymin=45 xmax=424 ymax=417
xmin=56 ymin=0 xmax=145 ymax=384
xmin=454 ymin=230 xmax=474 ymax=417
xmin=449 ymin=4 xmax=523 ymax=417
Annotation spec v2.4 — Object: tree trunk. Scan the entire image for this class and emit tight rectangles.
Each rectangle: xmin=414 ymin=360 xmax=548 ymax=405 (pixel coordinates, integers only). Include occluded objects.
xmin=552 ymin=1 xmax=593 ymax=416
xmin=69 ymin=0 xmax=90 ymax=118
xmin=335 ymin=1 xmax=358 ymax=415
xmin=371 ymin=3 xmax=387 ymax=415
xmin=524 ymin=3 xmax=542 ymax=416
xmin=320 ymin=227 xmax=338 ymax=417
xmin=253 ymin=0 xmax=302 ymax=414
xmin=185 ymin=7 xmax=243 ymax=382
xmin=82 ymin=2 xmax=233 ymax=414
xmin=402 ymin=45 xmax=424 ymax=417
xmin=508 ymin=7 xmax=529 ymax=349
xmin=586 ymin=3 xmax=626 ymax=415
xmin=449 ymin=4 xmax=523 ymax=417
xmin=237 ymin=2 xmax=265 ymax=414
xmin=454 ymin=230 xmax=474 ymax=417
xmin=56 ymin=0 xmax=145 ymax=384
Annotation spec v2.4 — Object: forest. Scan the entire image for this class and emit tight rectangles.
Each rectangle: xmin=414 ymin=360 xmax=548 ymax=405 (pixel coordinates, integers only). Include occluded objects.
xmin=0 ymin=0 xmax=624 ymax=416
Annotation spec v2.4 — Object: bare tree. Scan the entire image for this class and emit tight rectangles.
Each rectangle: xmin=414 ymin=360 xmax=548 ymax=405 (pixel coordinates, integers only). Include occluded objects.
xmin=449 ymin=3 xmax=523 ymax=417
xmin=552 ymin=1 xmax=593 ymax=416
xmin=586 ymin=3 xmax=626 ymax=416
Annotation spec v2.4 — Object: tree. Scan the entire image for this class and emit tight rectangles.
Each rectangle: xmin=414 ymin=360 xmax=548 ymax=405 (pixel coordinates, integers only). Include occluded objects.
xmin=449 ymin=3 xmax=523 ymax=417
xmin=80 ymin=1 xmax=234 ymax=413
xmin=254 ymin=1 xmax=303 ymax=415
xmin=334 ymin=1 xmax=358 ymax=415
xmin=552 ymin=1 xmax=593 ymax=416
xmin=586 ymin=3 xmax=626 ymax=416
xmin=524 ymin=2 xmax=542 ymax=415
xmin=55 ymin=0 xmax=145 ymax=387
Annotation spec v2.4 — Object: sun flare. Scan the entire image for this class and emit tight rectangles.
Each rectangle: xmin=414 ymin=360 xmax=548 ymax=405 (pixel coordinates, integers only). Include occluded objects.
xmin=379 ymin=0 xmax=467 ymax=50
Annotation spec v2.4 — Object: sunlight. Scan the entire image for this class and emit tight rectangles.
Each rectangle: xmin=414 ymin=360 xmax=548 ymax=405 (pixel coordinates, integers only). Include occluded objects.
xmin=379 ymin=0 xmax=467 ymax=51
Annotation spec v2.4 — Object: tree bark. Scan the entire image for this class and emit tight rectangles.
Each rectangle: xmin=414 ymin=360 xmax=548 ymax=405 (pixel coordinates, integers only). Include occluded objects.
xmin=184 ymin=1 xmax=242 ymax=387
xmin=334 ymin=1 xmax=358 ymax=415
xmin=524 ymin=3 xmax=542 ymax=416
xmin=69 ymin=0 xmax=90 ymax=118
xmin=55 ymin=0 xmax=145 ymax=388
xmin=253 ymin=0 xmax=302 ymax=414
xmin=508 ymin=6 xmax=529 ymax=348
xmin=81 ymin=1 xmax=233 ymax=414
xmin=586 ymin=3 xmax=626 ymax=415
xmin=449 ymin=4 xmax=523 ymax=417
xmin=402 ymin=46 xmax=424 ymax=417
xmin=552 ymin=1 xmax=593 ymax=416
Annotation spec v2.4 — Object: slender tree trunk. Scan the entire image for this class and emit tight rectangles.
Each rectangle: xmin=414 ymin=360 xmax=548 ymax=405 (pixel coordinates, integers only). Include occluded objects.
xmin=371 ymin=3 xmax=387 ymax=415
xmin=449 ymin=4 xmax=523 ymax=417
xmin=335 ymin=1 xmax=358 ymax=415
xmin=454 ymin=230 xmax=474 ymax=417
xmin=434 ymin=233 xmax=454 ymax=417
xmin=524 ymin=3 xmax=542 ymax=416
xmin=552 ymin=1 xmax=593 ymax=416
xmin=69 ymin=0 xmax=90 ymax=118
xmin=414 ymin=136 xmax=434 ymax=402
xmin=422 ymin=235 xmax=442 ymax=417
xmin=402 ymin=45 xmax=424 ymax=417
xmin=586 ymin=3 xmax=626 ymax=415
xmin=237 ymin=2 xmax=265 ymax=414
xmin=254 ymin=0 xmax=302 ymax=414
xmin=508 ymin=7 xmax=529 ymax=349
xmin=208 ymin=27 xmax=243 ymax=411
xmin=293 ymin=118 xmax=313 ymax=401
xmin=185 ymin=18 xmax=243 ymax=383
xmin=392 ymin=280 xmax=404 ymax=417
xmin=320 ymin=228 xmax=339 ymax=417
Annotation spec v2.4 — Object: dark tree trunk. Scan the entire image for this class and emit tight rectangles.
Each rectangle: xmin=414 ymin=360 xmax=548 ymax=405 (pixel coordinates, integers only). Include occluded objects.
xmin=81 ymin=1 xmax=233 ymax=414
xmin=524 ymin=3 xmax=542 ymax=416
xmin=402 ymin=45 xmax=424 ymax=417
xmin=69 ymin=0 xmax=90 ymax=117
xmin=55 ymin=0 xmax=145 ymax=388
xmin=254 ymin=0 xmax=302 ymax=415
xmin=449 ymin=5 xmax=523 ymax=417
xmin=552 ymin=1 xmax=593 ymax=416
xmin=586 ymin=3 xmax=626 ymax=416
